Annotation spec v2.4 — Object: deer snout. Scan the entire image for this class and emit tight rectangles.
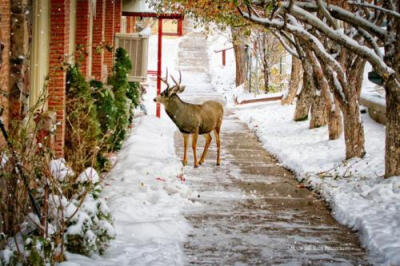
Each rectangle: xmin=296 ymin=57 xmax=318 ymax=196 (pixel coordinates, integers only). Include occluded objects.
xmin=154 ymin=95 xmax=162 ymax=103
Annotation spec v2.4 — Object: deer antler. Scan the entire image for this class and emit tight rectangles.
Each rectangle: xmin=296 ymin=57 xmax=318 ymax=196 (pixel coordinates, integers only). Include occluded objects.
xmin=160 ymin=68 xmax=170 ymax=88
xmin=171 ymin=70 xmax=182 ymax=87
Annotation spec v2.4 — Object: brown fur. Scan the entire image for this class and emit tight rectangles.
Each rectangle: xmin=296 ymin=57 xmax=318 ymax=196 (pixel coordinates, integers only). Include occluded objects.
xmin=154 ymin=89 xmax=223 ymax=167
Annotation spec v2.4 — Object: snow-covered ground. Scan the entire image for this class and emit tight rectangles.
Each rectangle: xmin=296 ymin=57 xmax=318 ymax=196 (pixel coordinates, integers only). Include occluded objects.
xmin=62 ymin=35 xmax=195 ymax=265
xmin=207 ymin=28 xmax=400 ymax=265
xmin=62 ymin=24 xmax=400 ymax=265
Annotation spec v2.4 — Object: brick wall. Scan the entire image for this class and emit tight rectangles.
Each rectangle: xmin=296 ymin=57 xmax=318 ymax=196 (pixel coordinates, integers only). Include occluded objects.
xmin=91 ymin=0 xmax=105 ymax=81
xmin=114 ymin=0 xmax=122 ymax=33
xmin=75 ymin=0 xmax=91 ymax=79
xmin=104 ymin=0 xmax=115 ymax=74
xmin=48 ymin=0 xmax=70 ymax=158
xmin=0 ymin=0 xmax=10 ymax=130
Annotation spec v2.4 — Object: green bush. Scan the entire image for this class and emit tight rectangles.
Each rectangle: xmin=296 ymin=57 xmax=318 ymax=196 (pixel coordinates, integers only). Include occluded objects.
xmin=90 ymin=80 xmax=117 ymax=137
xmin=108 ymin=48 xmax=135 ymax=150
xmin=65 ymin=65 xmax=101 ymax=173
xmin=127 ymin=82 xmax=140 ymax=108
xmin=127 ymin=82 xmax=140 ymax=122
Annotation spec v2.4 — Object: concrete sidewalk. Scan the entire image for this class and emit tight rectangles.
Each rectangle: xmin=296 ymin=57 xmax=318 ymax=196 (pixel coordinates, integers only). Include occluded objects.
xmin=175 ymin=31 xmax=369 ymax=264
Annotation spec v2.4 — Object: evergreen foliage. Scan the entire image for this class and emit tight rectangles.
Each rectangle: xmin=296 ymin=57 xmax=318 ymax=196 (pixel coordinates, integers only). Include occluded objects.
xmin=107 ymin=48 xmax=138 ymax=150
xmin=90 ymin=80 xmax=117 ymax=138
xmin=65 ymin=65 xmax=101 ymax=173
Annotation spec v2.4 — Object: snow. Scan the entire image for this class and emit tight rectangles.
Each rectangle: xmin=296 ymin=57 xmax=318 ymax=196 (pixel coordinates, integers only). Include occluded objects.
xmin=0 ymin=249 xmax=12 ymax=265
xmin=361 ymin=62 xmax=386 ymax=107
xmin=77 ymin=167 xmax=100 ymax=184
xmin=50 ymin=158 xmax=74 ymax=182
xmin=206 ymin=28 xmax=237 ymax=105
xmin=139 ymin=27 xmax=151 ymax=37
xmin=208 ymin=29 xmax=399 ymax=265
xmin=233 ymin=103 xmax=400 ymax=264
xmin=62 ymin=33 xmax=194 ymax=265
xmin=0 ymin=154 xmax=8 ymax=168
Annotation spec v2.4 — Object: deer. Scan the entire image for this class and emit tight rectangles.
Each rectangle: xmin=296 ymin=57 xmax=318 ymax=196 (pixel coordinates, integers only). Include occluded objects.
xmin=154 ymin=70 xmax=224 ymax=168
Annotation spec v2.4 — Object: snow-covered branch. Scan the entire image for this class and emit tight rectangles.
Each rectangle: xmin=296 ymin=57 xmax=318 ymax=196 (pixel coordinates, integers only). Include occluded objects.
xmin=271 ymin=31 xmax=300 ymax=58
xmin=240 ymin=8 xmax=349 ymax=101
xmin=289 ymin=2 xmax=387 ymax=40
xmin=280 ymin=4 xmax=393 ymax=77
xmin=316 ymin=0 xmax=338 ymax=30
xmin=348 ymin=1 xmax=400 ymax=19
xmin=356 ymin=27 xmax=383 ymax=60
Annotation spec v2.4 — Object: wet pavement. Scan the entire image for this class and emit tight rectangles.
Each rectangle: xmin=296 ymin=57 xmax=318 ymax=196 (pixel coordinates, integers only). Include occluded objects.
xmin=174 ymin=29 xmax=369 ymax=265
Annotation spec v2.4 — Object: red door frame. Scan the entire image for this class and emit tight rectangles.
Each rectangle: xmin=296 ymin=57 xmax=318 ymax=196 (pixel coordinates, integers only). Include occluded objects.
xmin=156 ymin=18 xmax=163 ymax=117
xmin=122 ymin=12 xmax=184 ymax=118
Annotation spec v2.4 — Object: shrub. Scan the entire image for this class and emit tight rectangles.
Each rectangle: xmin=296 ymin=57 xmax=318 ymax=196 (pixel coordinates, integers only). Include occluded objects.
xmin=108 ymin=48 xmax=133 ymax=150
xmin=0 ymin=157 xmax=115 ymax=265
xmin=90 ymin=80 xmax=117 ymax=137
xmin=65 ymin=65 xmax=101 ymax=173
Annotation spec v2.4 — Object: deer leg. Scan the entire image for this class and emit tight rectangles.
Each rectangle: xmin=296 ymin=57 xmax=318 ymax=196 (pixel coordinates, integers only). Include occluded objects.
xmin=199 ymin=133 xmax=212 ymax=165
xmin=182 ymin=134 xmax=189 ymax=166
xmin=192 ymin=132 xmax=199 ymax=168
xmin=214 ymin=128 xmax=221 ymax=166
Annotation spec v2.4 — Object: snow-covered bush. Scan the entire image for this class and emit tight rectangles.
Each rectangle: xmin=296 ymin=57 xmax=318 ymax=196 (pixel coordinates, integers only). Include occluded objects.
xmin=64 ymin=193 xmax=115 ymax=256
xmin=0 ymin=163 xmax=115 ymax=265
xmin=0 ymin=48 xmax=137 ymax=265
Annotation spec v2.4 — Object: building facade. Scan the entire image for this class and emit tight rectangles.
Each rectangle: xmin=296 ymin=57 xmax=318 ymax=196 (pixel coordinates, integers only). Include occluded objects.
xmin=0 ymin=0 xmax=123 ymax=157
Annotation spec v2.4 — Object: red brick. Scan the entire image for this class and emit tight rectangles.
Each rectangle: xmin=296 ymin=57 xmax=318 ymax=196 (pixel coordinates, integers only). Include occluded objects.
xmin=48 ymin=0 xmax=70 ymax=158
xmin=75 ymin=0 xmax=91 ymax=79
xmin=92 ymin=0 xmax=105 ymax=80
xmin=104 ymin=0 xmax=115 ymax=74
xmin=114 ymin=0 xmax=122 ymax=33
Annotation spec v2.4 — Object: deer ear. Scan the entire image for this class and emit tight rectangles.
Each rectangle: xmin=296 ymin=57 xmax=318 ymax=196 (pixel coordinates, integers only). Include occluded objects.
xmin=177 ymin=86 xmax=185 ymax=93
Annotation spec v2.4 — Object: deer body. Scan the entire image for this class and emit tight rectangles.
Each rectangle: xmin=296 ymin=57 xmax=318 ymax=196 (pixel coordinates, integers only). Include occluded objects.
xmin=165 ymin=95 xmax=223 ymax=134
xmin=154 ymin=71 xmax=224 ymax=167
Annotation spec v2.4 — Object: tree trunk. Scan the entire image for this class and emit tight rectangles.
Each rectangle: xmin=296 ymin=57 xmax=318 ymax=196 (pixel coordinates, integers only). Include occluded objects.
xmin=306 ymin=49 xmax=341 ymax=137
xmin=342 ymin=102 xmax=366 ymax=159
xmin=263 ymin=62 xmax=270 ymax=93
xmin=294 ymin=59 xmax=312 ymax=121
xmin=384 ymin=77 xmax=400 ymax=177
xmin=327 ymin=99 xmax=343 ymax=140
xmin=320 ymin=47 xmax=365 ymax=157
xmin=342 ymin=55 xmax=366 ymax=159
xmin=9 ymin=0 xmax=32 ymax=121
xmin=309 ymin=67 xmax=328 ymax=128
xmin=282 ymin=56 xmax=302 ymax=105
xmin=231 ymin=28 xmax=247 ymax=87
xmin=383 ymin=9 xmax=400 ymax=177
xmin=310 ymin=90 xmax=328 ymax=128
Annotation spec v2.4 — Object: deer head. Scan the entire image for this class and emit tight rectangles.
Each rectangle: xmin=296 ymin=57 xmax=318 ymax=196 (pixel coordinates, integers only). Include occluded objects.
xmin=153 ymin=70 xmax=185 ymax=105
